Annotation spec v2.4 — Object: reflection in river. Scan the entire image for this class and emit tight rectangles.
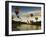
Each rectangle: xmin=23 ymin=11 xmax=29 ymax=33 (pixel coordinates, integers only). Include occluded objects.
xmin=12 ymin=20 xmax=41 ymax=31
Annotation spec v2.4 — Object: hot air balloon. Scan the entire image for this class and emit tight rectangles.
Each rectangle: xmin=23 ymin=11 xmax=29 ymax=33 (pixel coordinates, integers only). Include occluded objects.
xmin=15 ymin=7 xmax=20 ymax=18
xmin=30 ymin=13 xmax=33 ymax=17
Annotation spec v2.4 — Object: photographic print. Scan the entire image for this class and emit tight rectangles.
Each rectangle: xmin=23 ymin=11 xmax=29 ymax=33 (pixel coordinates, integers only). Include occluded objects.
xmin=12 ymin=6 xmax=41 ymax=31
xmin=5 ymin=1 xmax=45 ymax=36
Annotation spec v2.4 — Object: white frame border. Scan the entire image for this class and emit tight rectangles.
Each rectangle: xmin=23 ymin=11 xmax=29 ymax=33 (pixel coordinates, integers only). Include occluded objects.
xmin=8 ymin=2 xmax=44 ymax=35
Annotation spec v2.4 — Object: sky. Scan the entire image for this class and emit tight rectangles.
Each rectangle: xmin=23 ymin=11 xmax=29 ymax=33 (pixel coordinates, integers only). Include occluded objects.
xmin=12 ymin=6 xmax=41 ymax=16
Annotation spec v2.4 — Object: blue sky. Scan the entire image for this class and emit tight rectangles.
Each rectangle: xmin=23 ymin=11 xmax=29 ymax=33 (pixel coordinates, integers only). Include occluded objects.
xmin=12 ymin=6 xmax=41 ymax=12
xmin=12 ymin=6 xmax=41 ymax=16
